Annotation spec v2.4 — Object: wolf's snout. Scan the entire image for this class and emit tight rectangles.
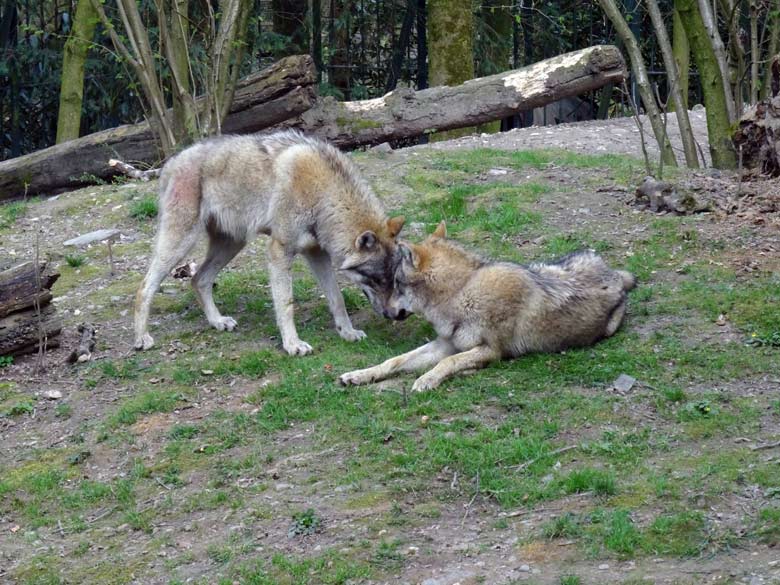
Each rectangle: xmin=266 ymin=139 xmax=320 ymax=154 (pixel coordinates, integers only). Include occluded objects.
xmin=386 ymin=307 xmax=410 ymax=321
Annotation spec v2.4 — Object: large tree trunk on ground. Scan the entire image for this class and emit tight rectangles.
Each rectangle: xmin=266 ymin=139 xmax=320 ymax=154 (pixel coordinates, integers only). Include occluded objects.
xmin=56 ymin=0 xmax=98 ymax=143
xmin=597 ymin=0 xmax=677 ymax=168
xmin=733 ymin=56 xmax=780 ymax=175
xmin=677 ymin=0 xmax=738 ymax=169
xmin=1 ymin=47 xmax=624 ymax=198
xmin=276 ymin=45 xmax=626 ymax=147
xmin=0 ymin=55 xmax=317 ymax=199
xmin=0 ymin=262 xmax=62 ymax=356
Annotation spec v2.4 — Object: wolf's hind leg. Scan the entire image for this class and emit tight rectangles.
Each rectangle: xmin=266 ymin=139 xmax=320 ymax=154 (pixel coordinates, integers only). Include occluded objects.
xmin=268 ymin=239 xmax=312 ymax=356
xmin=304 ymin=248 xmax=365 ymax=342
xmin=134 ymin=221 xmax=200 ymax=350
xmin=339 ymin=338 xmax=456 ymax=386
xmin=192 ymin=231 xmax=245 ymax=332
xmin=412 ymin=344 xmax=499 ymax=392
xmin=605 ymin=299 xmax=627 ymax=337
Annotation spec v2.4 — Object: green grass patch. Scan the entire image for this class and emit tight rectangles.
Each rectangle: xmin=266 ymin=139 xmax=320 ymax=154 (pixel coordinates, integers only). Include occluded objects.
xmin=106 ymin=389 xmax=185 ymax=428
xmin=129 ymin=195 xmax=158 ymax=220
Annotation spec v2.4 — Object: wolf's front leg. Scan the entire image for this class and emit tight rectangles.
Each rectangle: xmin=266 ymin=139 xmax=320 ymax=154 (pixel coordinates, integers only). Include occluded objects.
xmin=268 ymin=239 xmax=313 ymax=356
xmin=304 ymin=248 xmax=366 ymax=342
xmin=340 ymin=338 xmax=455 ymax=386
xmin=412 ymin=345 xmax=499 ymax=392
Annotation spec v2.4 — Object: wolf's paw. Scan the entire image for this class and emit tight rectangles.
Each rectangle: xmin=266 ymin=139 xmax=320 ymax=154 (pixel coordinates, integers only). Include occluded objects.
xmin=338 ymin=326 xmax=367 ymax=342
xmin=134 ymin=333 xmax=155 ymax=351
xmin=339 ymin=369 xmax=373 ymax=386
xmin=283 ymin=339 xmax=313 ymax=356
xmin=212 ymin=316 xmax=238 ymax=332
xmin=412 ymin=373 xmax=441 ymax=392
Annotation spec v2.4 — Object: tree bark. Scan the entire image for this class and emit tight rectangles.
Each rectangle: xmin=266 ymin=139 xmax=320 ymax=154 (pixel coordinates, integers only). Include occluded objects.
xmin=672 ymin=9 xmax=690 ymax=109
xmin=646 ymin=0 xmax=699 ymax=167
xmin=56 ymin=0 xmax=98 ymax=143
xmin=428 ymin=0 xmax=474 ymax=140
xmin=277 ymin=45 xmax=626 ymax=147
xmin=762 ymin=0 xmax=780 ymax=100
xmin=698 ymin=0 xmax=738 ymax=122
xmin=0 ymin=262 xmax=62 ymax=357
xmin=0 ymin=55 xmax=317 ymax=198
xmin=750 ymin=1 xmax=759 ymax=105
xmin=677 ymin=0 xmax=738 ymax=169
xmin=0 ymin=47 xmax=625 ymax=197
xmin=597 ymin=0 xmax=677 ymax=167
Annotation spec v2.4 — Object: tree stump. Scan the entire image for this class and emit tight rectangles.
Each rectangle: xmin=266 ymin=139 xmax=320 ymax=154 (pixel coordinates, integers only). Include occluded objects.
xmin=733 ymin=54 xmax=780 ymax=176
xmin=0 ymin=262 xmax=62 ymax=356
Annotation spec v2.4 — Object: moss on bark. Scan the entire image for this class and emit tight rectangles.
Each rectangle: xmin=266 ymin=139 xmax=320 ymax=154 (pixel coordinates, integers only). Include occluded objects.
xmin=56 ymin=0 xmax=98 ymax=143
xmin=676 ymin=0 xmax=737 ymax=169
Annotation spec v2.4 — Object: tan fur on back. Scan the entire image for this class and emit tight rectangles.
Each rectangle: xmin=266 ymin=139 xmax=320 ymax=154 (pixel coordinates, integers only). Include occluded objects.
xmin=405 ymin=237 xmax=630 ymax=357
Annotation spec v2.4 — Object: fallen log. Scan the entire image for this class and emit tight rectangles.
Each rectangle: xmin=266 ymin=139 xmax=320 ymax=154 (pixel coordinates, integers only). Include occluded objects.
xmin=0 ymin=55 xmax=317 ymax=199
xmin=0 ymin=262 xmax=62 ymax=357
xmin=276 ymin=45 xmax=627 ymax=147
xmin=733 ymin=55 xmax=780 ymax=176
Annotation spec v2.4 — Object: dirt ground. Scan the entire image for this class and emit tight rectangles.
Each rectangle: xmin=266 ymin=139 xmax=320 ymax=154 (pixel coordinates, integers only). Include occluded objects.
xmin=1 ymin=115 xmax=780 ymax=585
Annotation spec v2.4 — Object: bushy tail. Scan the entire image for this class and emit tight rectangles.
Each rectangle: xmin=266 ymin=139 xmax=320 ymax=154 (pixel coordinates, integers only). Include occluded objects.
xmin=617 ymin=270 xmax=637 ymax=291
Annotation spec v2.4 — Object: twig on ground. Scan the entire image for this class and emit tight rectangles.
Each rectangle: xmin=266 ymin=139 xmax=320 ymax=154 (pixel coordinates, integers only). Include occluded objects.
xmin=507 ymin=444 xmax=578 ymax=472
xmin=108 ymin=159 xmax=161 ymax=181
xmin=460 ymin=472 xmax=480 ymax=527
xmin=623 ymin=80 xmax=653 ymax=176
xmin=751 ymin=440 xmax=780 ymax=451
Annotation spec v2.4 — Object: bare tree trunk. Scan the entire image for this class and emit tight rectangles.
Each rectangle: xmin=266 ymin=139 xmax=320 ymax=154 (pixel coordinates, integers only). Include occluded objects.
xmin=163 ymin=0 xmax=198 ymax=144
xmin=699 ymin=0 xmax=738 ymax=121
xmin=56 ymin=0 xmax=98 ymax=143
xmin=597 ymin=0 xmax=677 ymax=167
xmin=750 ymin=1 xmax=760 ymax=104
xmin=719 ymin=0 xmax=746 ymax=114
xmin=672 ymin=9 xmax=690 ymax=109
xmin=763 ymin=0 xmax=780 ymax=100
xmin=428 ymin=0 xmax=474 ymax=140
xmin=677 ymin=0 xmax=738 ymax=168
xmin=646 ymin=0 xmax=699 ymax=167
xmin=91 ymin=0 xmax=176 ymax=154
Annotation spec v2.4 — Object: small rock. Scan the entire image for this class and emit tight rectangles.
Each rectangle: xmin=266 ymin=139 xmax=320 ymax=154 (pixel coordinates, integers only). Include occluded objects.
xmin=421 ymin=415 xmax=430 ymax=426
xmin=43 ymin=390 xmax=62 ymax=400
xmin=716 ymin=314 xmax=727 ymax=326
xmin=519 ymin=564 xmax=530 ymax=572
xmin=611 ymin=373 xmax=636 ymax=393
xmin=201 ymin=369 xmax=214 ymax=376
xmin=370 ymin=142 xmax=393 ymax=153
xmin=488 ymin=168 xmax=509 ymax=176
xmin=110 ymin=296 xmax=122 ymax=302
xmin=599 ymin=563 xmax=610 ymax=570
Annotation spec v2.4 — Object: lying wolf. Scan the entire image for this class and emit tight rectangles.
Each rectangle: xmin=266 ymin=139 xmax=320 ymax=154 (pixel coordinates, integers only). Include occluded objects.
xmin=134 ymin=131 xmax=404 ymax=355
xmin=340 ymin=222 xmax=635 ymax=391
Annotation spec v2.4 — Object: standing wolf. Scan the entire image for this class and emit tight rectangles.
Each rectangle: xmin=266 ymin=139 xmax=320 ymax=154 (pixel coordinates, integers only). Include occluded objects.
xmin=134 ymin=131 xmax=404 ymax=356
xmin=340 ymin=222 xmax=635 ymax=391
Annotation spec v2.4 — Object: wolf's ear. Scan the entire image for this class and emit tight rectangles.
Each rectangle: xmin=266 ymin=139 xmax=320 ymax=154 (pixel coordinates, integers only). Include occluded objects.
xmin=387 ymin=216 xmax=405 ymax=238
xmin=432 ymin=221 xmax=447 ymax=239
xmin=399 ymin=243 xmax=420 ymax=270
xmin=355 ymin=230 xmax=377 ymax=251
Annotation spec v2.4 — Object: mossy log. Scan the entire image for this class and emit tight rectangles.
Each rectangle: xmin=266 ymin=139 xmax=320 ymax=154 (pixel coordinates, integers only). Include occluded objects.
xmin=0 ymin=262 xmax=62 ymax=356
xmin=277 ymin=45 xmax=627 ymax=147
xmin=0 ymin=55 xmax=317 ymax=199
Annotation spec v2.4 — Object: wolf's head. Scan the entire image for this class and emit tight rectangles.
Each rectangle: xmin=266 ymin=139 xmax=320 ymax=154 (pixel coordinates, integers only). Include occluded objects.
xmin=384 ymin=221 xmax=455 ymax=321
xmin=339 ymin=216 xmax=405 ymax=317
